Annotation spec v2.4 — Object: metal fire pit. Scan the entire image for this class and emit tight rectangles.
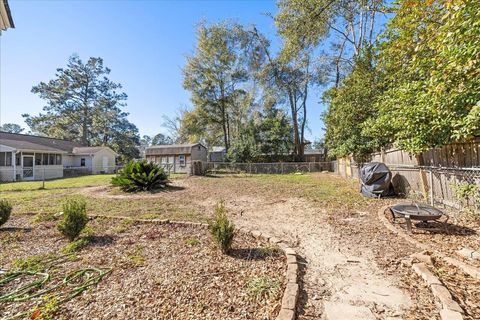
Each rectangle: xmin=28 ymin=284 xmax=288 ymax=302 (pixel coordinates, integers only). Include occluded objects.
xmin=390 ymin=203 xmax=446 ymax=233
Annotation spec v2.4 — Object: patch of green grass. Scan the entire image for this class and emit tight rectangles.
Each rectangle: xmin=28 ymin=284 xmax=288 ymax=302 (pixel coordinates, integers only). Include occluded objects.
xmin=13 ymin=253 xmax=56 ymax=272
xmin=184 ymin=238 xmax=200 ymax=246
xmin=61 ymin=237 xmax=90 ymax=254
xmin=247 ymin=276 xmax=280 ymax=299
xmin=0 ymin=175 xmax=114 ymax=192
xmin=257 ymin=245 xmax=282 ymax=258
xmin=31 ymin=212 xmax=57 ymax=224
xmin=126 ymin=245 xmax=146 ymax=266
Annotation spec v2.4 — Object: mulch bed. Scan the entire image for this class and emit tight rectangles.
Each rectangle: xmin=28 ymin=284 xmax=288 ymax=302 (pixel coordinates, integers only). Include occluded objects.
xmin=0 ymin=216 xmax=285 ymax=319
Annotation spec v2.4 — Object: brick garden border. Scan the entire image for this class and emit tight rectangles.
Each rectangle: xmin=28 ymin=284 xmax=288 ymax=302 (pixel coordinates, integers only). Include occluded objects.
xmin=88 ymin=215 xmax=300 ymax=320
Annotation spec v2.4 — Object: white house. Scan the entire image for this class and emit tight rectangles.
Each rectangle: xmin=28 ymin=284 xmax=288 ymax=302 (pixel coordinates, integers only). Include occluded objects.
xmin=0 ymin=132 xmax=117 ymax=182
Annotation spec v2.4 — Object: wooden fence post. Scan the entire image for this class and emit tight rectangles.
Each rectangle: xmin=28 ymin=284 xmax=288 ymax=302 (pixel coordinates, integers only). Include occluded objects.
xmin=416 ymin=155 xmax=429 ymax=201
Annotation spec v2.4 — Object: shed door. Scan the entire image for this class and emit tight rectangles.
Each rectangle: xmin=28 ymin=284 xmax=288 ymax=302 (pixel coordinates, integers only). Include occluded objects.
xmin=102 ymin=156 xmax=109 ymax=171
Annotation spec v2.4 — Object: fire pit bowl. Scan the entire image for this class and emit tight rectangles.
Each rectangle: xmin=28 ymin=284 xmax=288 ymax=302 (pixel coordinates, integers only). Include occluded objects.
xmin=389 ymin=203 xmax=446 ymax=233
xmin=391 ymin=203 xmax=443 ymax=221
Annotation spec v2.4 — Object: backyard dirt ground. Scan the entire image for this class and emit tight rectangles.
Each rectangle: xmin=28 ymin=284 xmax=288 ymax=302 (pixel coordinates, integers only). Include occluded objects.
xmin=2 ymin=172 xmax=479 ymax=319
xmin=1 ymin=217 xmax=285 ymax=320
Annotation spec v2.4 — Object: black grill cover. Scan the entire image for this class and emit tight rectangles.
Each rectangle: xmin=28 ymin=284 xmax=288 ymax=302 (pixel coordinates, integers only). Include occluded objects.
xmin=360 ymin=162 xmax=393 ymax=198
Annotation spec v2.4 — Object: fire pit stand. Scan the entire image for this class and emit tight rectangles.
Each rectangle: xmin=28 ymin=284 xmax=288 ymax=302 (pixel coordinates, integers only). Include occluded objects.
xmin=389 ymin=203 xmax=447 ymax=233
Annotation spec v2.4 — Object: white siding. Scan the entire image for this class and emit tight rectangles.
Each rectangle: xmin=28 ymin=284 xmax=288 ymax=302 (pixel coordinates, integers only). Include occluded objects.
xmin=91 ymin=149 xmax=116 ymax=174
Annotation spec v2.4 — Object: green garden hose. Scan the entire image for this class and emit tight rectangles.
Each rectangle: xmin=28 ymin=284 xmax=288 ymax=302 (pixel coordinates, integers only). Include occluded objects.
xmin=0 ymin=258 xmax=112 ymax=319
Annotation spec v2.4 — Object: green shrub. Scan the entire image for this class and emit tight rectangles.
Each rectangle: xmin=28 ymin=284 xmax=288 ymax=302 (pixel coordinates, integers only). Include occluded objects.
xmin=208 ymin=200 xmax=235 ymax=254
xmin=111 ymin=160 xmax=169 ymax=192
xmin=0 ymin=199 xmax=12 ymax=227
xmin=62 ymin=237 xmax=90 ymax=253
xmin=57 ymin=198 xmax=88 ymax=241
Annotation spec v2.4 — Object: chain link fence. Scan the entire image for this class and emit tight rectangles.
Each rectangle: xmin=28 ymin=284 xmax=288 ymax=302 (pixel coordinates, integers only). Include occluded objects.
xmin=205 ymin=162 xmax=334 ymax=175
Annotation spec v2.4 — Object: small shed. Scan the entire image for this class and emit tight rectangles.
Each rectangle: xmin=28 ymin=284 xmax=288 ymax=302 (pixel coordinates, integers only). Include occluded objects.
xmin=145 ymin=143 xmax=207 ymax=174
xmin=208 ymin=146 xmax=227 ymax=162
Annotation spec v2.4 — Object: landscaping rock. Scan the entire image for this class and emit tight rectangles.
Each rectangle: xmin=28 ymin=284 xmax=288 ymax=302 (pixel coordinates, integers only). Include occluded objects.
xmin=440 ymin=309 xmax=463 ymax=320
xmin=412 ymin=263 xmax=442 ymax=286
xmin=276 ymin=308 xmax=295 ymax=320
xmin=286 ymin=263 xmax=298 ymax=283
xmin=286 ymin=254 xmax=297 ymax=265
xmin=430 ymin=284 xmax=463 ymax=314
xmin=281 ymin=283 xmax=299 ymax=310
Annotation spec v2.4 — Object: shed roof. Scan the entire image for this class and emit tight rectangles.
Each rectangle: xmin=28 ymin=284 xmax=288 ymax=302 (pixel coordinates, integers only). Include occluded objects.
xmin=145 ymin=143 xmax=204 ymax=156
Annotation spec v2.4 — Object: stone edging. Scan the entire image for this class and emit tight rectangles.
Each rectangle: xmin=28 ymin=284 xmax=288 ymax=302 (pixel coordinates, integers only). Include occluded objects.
xmin=377 ymin=206 xmax=480 ymax=280
xmin=236 ymin=226 xmax=299 ymax=320
xmin=405 ymin=253 xmax=464 ymax=320
xmin=89 ymin=215 xmax=300 ymax=320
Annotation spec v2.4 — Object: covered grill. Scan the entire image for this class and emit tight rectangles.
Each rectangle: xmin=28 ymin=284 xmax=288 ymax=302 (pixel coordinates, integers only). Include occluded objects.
xmin=360 ymin=162 xmax=394 ymax=198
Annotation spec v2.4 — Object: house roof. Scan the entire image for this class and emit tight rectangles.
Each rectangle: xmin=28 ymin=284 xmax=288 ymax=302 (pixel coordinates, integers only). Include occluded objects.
xmin=0 ymin=0 xmax=14 ymax=32
xmin=0 ymin=139 xmax=68 ymax=153
xmin=145 ymin=143 xmax=205 ymax=156
xmin=72 ymin=146 xmax=118 ymax=156
xmin=0 ymin=144 xmax=16 ymax=152
xmin=0 ymin=131 xmax=83 ymax=152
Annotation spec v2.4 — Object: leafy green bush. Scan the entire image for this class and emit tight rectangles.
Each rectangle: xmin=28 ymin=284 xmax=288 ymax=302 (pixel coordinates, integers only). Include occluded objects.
xmin=62 ymin=237 xmax=90 ymax=253
xmin=0 ymin=199 xmax=12 ymax=227
xmin=111 ymin=160 xmax=169 ymax=192
xmin=452 ymin=182 xmax=479 ymax=214
xmin=57 ymin=198 xmax=88 ymax=241
xmin=208 ymin=200 xmax=235 ymax=254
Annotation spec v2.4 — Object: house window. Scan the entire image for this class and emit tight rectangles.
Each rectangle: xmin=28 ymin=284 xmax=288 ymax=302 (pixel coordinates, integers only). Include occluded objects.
xmin=0 ymin=152 xmax=5 ymax=166
xmin=56 ymin=155 xmax=62 ymax=165
xmin=35 ymin=153 xmax=42 ymax=165
xmin=49 ymin=154 xmax=55 ymax=165
xmin=179 ymin=155 xmax=186 ymax=167
xmin=80 ymin=158 xmax=86 ymax=167
xmin=43 ymin=154 xmax=48 ymax=165
xmin=16 ymin=153 xmax=21 ymax=165
xmin=5 ymin=152 xmax=12 ymax=166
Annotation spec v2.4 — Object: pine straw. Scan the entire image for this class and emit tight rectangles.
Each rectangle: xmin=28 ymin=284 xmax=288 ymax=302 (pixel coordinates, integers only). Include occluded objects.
xmin=0 ymin=216 xmax=285 ymax=319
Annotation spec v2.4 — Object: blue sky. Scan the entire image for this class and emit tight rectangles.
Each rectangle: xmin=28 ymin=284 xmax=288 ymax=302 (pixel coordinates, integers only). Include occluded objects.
xmin=0 ymin=0 xmax=327 ymax=140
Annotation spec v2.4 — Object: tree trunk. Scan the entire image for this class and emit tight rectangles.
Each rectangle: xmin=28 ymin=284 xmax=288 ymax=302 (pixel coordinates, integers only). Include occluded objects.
xmin=82 ymin=78 xmax=90 ymax=146
xmin=288 ymin=90 xmax=300 ymax=158
xmin=299 ymin=83 xmax=308 ymax=161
